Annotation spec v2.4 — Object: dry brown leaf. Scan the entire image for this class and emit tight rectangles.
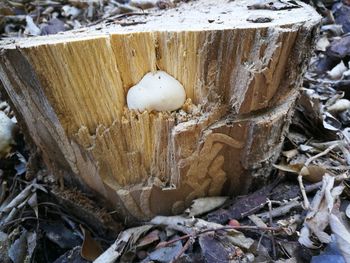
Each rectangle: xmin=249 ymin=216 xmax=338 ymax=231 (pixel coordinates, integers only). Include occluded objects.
xmin=136 ymin=229 xmax=160 ymax=248
xmin=80 ymin=225 xmax=103 ymax=261
xmin=300 ymin=165 xmax=328 ymax=183
xmin=273 ymin=163 xmax=302 ymax=173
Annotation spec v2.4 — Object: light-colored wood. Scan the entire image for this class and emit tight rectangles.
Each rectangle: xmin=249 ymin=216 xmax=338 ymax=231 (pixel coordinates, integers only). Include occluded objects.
xmin=0 ymin=0 xmax=320 ymax=220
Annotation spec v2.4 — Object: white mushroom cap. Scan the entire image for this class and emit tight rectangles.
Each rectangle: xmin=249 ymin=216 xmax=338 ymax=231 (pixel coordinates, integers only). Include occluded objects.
xmin=0 ymin=111 xmax=15 ymax=158
xmin=127 ymin=71 xmax=186 ymax=112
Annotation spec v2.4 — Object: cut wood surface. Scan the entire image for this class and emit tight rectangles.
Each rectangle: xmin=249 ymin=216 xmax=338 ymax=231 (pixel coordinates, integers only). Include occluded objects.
xmin=0 ymin=0 xmax=321 ymax=220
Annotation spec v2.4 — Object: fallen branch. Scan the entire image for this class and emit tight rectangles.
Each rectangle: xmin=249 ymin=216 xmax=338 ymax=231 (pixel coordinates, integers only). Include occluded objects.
xmin=256 ymin=199 xmax=301 ymax=221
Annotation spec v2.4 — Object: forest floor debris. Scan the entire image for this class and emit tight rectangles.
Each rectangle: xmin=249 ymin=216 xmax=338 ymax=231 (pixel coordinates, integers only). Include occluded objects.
xmin=1 ymin=0 xmax=350 ymax=262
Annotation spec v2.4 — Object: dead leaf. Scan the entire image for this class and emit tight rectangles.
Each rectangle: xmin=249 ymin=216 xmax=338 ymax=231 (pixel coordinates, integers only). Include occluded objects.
xmin=14 ymin=152 xmax=26 ymax=176
xmin=300 ymin=165 xmax=328 ymax=183
xmin=274 ymin=162 xmax=327 ymax=183
xmin=323 ymin=112 xmax=342 ymax=131
xmin=299 ymin=144 xmax=315 ymax=152
xmin=0 ymin=231 xmax=7 ymax=242
xmin=299 ymin=175 xmax=345 ymax=248
xmin=321 ymin=24 xmax=344 ymax=36
xmin=28 ymin=192 xmax=38 ymax=218
xmin=54 ymin=246 xmax=89 ymax=263
xmin=8 ymin=230 xmax=28 ymax=263
xmin=148 ymin=237 xmax=182 ymax=262
xmin=346 ymin=204 xmax=350 ymax=219
xmin=25 ymin=16 xmax=41 ymax=36
xmin=94 ymin=225 xmax=153 ymax=263
xmin=226 ymin=230 xmax=254 ymax=250
xmin=327 ymin=34 xmax=350 ymax=59
xmin=282 ymin=149 xmax=299 ymax=161
xmin=41 ymin=222 xmax=81 ymax=249
xmin=329 ymin=214 xmax=350 ymax=263
xmin=199 ymin=233 xmax=236 ymax=263
xmin=299 ymin=226 xmax=320 ymax=249
xmin=333 ymin=2 xmax=350 ymax=33
xmin=62 ymin=5 xmax=81 ymax=18
xmin=41 ymin=18 xmax=65 ymax=35
xmin=26 ymin=231 xmax=37 ymax=260
xmin=80 ymin=225 xmax=103 ymax=261
xmin=185 ymin=197 xmax=228 ymax=217
xmin=136 ymin=229 xmax=160 ymax=248
xmin=0 ymin=3 xmax=13 ymax=16
xmin=327 ymin=60 xmax=348 ymax=80
xmin=1 ymin=183 xmax=33 ymax=213
xmin=277 ymin=215 xmax=301 ymax=235
xmin=274 ymin=163 xmax=302 ymax=173
xmin=316 ymin=36 xmax=330 ymax=52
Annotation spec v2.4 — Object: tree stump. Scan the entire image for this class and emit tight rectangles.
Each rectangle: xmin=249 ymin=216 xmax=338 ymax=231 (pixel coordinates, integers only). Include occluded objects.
xmin=0 ymin=0 xmax=320 ymax=220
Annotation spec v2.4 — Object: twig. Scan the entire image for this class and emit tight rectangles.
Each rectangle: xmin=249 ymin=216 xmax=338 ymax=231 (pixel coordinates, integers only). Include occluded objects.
xmin=156 ymin=225 xmax=284 ymax=249
xmin=0 ymin=216 xmax=40 ymax=230
xmin=89 ymin=12 xmax=149 ymax=26
xmin=0 ymin=181 xmax=7 ymax=204
xmin=257 ymin=231 xmax=267 ymax=251
xmin=267 ymin=199 xmax=277 ymax=260
xmin=305 ymin=181 xmax=323 ymax=193
xmin=304 ymin=143 xmax=338 ymax=167
xmin=171 ymin=236 xmax=194 ymax=262
xmin=256 ymin=199 xmax=301 ymax=221
xmin=297 ymin=144 xmax=337 ymax=209
xmin=1 ymin=183 xmax=33 ymax=214
xmin=298 ymin=174 xmax=310 ymax=209
xmin=248 ymin=214 xmax=267 ymax=228
xmin=240 ymin=201 xmax=267 ymax=218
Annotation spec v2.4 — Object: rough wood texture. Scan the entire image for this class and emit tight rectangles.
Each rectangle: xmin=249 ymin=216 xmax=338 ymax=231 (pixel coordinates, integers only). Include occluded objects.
xmin=0 ymin=0 xmax=320 ymax=220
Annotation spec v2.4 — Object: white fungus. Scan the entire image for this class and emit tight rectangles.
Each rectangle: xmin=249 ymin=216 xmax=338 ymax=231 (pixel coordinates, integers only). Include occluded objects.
xmin=127 ymin=71 xmax=186 ymax=112
xmin=0 ymin=111 xmax=15 ymax=158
